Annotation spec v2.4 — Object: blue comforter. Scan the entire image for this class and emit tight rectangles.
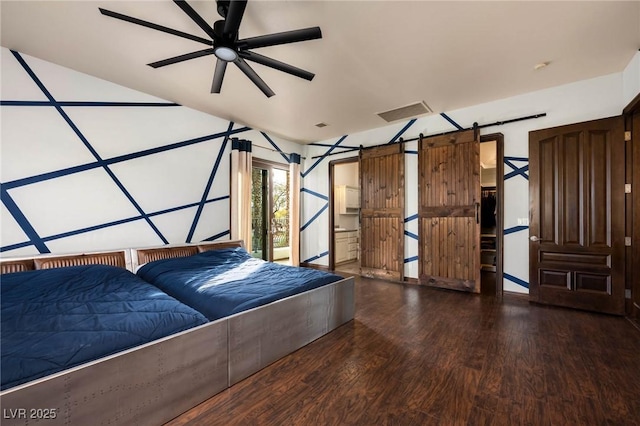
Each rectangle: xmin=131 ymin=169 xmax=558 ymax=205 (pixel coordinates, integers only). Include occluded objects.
xmin=137 ymin=247 xmax=343 ymax=320
xmin=1 ymin=265 xmax=208 ymax=390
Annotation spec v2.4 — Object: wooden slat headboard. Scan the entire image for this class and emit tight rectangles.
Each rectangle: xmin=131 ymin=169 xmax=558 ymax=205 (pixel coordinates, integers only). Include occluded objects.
xmin=0 ymin=259 xmax=35 ymax=274
xmin=197 ymin=240 xmax=243 ymax=253
xmin=0 ymin=251 xmax=128 ymax=274
xmin=133 ymin=240 xmax=244 ymax=267
xmin=135 ymin=247 xmax=199 ymax=265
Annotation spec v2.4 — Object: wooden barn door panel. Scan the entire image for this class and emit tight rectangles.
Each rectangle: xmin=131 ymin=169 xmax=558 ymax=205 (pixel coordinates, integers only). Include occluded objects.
xmin=360 ymin=144 xmax=404 ymax=281
xmin=419 ymin=130 xmax=481 ymax=292
xmin=529 ymin=116 xmax=625 ymax=315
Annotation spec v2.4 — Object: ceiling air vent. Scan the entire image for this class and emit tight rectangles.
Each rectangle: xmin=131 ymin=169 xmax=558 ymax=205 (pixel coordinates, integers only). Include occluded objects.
xmin=377 ymin=101 xmax=432 ymax=123
xmin=315 ymin=122 xmax=328 ymax=128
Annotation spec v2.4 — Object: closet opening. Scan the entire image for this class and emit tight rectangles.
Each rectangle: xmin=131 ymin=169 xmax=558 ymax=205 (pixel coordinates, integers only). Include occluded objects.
xmin=328 ymin=157 xmax=360 ymax=274
xmin=479 ymin=134 xmax=504 ymax=296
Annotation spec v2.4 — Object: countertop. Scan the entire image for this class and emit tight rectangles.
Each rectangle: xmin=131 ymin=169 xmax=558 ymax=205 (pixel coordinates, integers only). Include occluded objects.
xmin=334 ymin=228 xmax=359 ymax=233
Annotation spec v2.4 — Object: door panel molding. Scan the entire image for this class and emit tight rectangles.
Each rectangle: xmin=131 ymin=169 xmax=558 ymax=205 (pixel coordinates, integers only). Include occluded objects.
xmin=529 ymin=116 xmax=625 ymax=315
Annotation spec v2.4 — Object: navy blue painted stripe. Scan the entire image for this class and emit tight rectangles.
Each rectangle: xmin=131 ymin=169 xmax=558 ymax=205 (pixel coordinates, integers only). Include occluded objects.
xmin=1 ymin=101 xmax=180 ymax=107
xmin=2 ymin=127 xmax=250 ymax=190
xmin=1 ymin=188 xmax=50 ymax=253
xmin=301 ymin=188 xmax=328 ymax=201
xmin=302 ymin=135 xmax=348 ymax=178
xmin=404 ymin=230 xmax=418 ymax=240
xmin=405 ymin=150 xmax=418 ymax=155
xmin=0 ymin=196 xmax=230 ymax=252
xmin=504 ymin=225 xmax=529 ymax=235
xmin=303 ymin=251 xmax=328 ymax=263
xmin=308 ymin=143 xmax=360 ymax=149
xmin=186 ymin=122 xmax=233 ymax=243
xmin=388 ymin=119 xmax=417 ymax=144
xmin=261 ymin=132 xmax=290 ymax=163
xmin=440 ymin=112 xmax=464 ymax=130
xmin=12 ymin=50 xmax=169 ymax=244
xmin=504 ymin=156 xmax=528 ymax=162
xmin=203 ymin=229 xmax=231 ymax=242
xmin=504 ymin=161 xmax=529 ymax=180
xmin=404 ymin=255 xmax=418 ymax=263
xmin=504 ymin=272 xmax=529 ymax=289
xmin=300 ymin=203 xmax=328 ymax=231
xmin=404 ymin=214 xmax=418 ymax=222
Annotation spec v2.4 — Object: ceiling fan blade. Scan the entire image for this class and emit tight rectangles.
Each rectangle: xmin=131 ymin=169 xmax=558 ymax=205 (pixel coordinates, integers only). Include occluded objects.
xmin=148 ymin=48 xmax=215 ymax=68
xmin=238 ymin=27 xmax=322 ymax=50
xmin=223 ymin=1 xmax=248 ymax=38
xmin=234 ymin=58 xmax=275 ymax=97
xmin=211 ymin=59 xmax=228 ymax=93
xmin=238 ymin=51 xmax=314 ymax=81
xmin=99 ymin=8 xmax=211 ymax=45
xmin=173 ymin=0 xmax=217 ymax=39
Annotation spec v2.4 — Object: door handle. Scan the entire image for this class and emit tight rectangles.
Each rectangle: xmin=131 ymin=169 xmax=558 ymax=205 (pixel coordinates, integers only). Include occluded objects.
xmin=475 ymin=202 xmax=480 ymax=224
xmin=530 ymin=236 xmax=539 ymax=242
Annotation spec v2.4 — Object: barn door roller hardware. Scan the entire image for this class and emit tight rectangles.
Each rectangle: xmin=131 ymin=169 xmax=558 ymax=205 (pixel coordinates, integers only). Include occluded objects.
xmin=310 ymin=113 xmax=546 ymax=159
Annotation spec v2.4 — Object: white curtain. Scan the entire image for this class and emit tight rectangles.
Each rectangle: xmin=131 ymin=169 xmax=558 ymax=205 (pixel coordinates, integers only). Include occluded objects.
xmin=230 ymin=138 xmax=252 ymax=252
xmin=289 ymin=153 xmax=301 ymax=266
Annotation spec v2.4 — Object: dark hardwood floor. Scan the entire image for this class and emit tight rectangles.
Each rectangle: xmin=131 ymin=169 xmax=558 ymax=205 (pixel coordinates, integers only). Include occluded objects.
xmin=166 ymin=276 xmax=640 ymax=425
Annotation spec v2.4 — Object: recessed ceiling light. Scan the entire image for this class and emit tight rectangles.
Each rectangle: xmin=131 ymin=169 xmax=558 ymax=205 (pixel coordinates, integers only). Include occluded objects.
xmin=534 ymin=61 xmax=550 ymax=70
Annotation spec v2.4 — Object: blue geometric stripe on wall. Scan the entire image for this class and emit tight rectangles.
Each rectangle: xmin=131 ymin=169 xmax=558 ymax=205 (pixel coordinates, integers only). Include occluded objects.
xmin=440 ymin=112 xmax=464 ymax=130
xmin=303 ymin=251 xmax=328 ymax=264
xmin=2 ymin=127 xmax=250 ymax=191
xmin=1 ymin=188 xmax=50 ymax=253
xmin=404 ymin=230 xmax=418 ymax=240
xmin=1 ymin=196 xmax=230 ymax=253
xmin=301 ymin=135 xmax=349 ymax=178
xmin=301 ymin=203 xmax=329 ymax=232
xmin=260 ymin=132 xmax=290 ymax=163
xmin=10 ymin=50 xmax=168 ymax=247
xmin=186 ymin=122 xmax=234 ymax=243
xmin=388 ymin=119 xmax=417 ymax=144
xmin=504 ymin=272 xmax=529 ymax=289
xmin=504 ymin=225 xmax=529 ymax=235
xmin=301 ymin=188 xmax=328 ymax=201
xmin=404 ymin=214 xmax=418 ymax=223
xmin=1 ymin=49 xmax=243 ymax=254
xmin=404 ymin=255 xmax=418 ymax=263
xmin=504 ymin=156 xmax=529 ymax=180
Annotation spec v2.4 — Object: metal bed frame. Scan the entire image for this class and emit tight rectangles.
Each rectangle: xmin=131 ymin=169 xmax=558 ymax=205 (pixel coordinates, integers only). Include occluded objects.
xmin=0 ymin=241 xmax=355 ymax=425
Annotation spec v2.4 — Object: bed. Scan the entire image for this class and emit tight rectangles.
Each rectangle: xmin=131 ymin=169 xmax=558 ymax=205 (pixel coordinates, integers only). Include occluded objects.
xmin=0 ymin=241 xmax=355 ymax=425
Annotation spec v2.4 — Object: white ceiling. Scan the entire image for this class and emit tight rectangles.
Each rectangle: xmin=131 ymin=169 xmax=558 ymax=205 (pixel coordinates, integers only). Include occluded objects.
xmin=1 ymin=1 xmax=639 ymax=144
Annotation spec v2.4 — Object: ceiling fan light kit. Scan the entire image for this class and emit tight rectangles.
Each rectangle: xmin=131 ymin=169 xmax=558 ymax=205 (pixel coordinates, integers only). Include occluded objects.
xmin=99 ymin=0 xmax=322 ymax=97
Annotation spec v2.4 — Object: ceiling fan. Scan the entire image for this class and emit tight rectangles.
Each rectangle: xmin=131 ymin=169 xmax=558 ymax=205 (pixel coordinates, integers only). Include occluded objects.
xmin=99 ymin=0 xmax=322 ymax=97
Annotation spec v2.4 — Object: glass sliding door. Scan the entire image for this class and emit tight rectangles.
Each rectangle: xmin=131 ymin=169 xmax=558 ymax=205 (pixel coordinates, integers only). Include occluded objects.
xmin=251 ymin=160 xmax=290 ymax=264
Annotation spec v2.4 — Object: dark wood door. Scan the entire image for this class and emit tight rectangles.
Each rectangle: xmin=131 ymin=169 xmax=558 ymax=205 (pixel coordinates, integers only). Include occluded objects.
xmin=529 ymin=116 xmax=625 ymax=315
xmin=418 ymin=129 xmax=481 ymax=292
xmin=359 ymin=144 xmax=404 ymax=281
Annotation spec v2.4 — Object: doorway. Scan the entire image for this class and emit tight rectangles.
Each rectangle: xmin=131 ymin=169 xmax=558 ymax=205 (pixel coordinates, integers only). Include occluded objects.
xmin=251 ymin=159 xmax=290 ymax=264
xmin=328 ymin=157 xmax=361 ymax=274
xmin=479 ymin=134 xmax=504 ymax=297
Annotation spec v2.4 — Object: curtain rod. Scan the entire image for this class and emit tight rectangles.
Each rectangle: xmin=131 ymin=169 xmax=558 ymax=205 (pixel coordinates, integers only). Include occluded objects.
xmin=309 ymin=113 xmax=546 ymax=159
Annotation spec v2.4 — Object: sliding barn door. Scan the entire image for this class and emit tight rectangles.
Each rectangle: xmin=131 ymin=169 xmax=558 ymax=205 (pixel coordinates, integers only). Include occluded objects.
xmin=360 ymin=144 xmax=405 ymax=281
xmin=529 ymin=117 xmax=625 ymax=315
xmin=419 ymin=130 xmax=481 ymax=292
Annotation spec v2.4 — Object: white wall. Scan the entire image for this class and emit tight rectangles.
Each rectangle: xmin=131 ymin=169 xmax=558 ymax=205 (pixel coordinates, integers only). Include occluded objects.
xmin=334 ymin=162 xmax=359 ymax=231
xmin=301 ymin=70 xmax=633 ymax=293
xmin=0 ymin=48 xmax=301 ymax=256
xmin=623 ymin=51 xmax=640 ymax=107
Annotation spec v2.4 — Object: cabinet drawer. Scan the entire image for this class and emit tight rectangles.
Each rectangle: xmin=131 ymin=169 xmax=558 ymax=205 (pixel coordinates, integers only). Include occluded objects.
xmin=348 ymin=242 xmax=358 ymax=252
xmin=335 ymin=233 xmax=348 ymax=241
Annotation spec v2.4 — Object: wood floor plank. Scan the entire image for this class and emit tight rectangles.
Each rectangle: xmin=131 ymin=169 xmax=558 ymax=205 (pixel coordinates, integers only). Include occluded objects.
xmin=166 ymin=276 xmax=640 ymax=425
